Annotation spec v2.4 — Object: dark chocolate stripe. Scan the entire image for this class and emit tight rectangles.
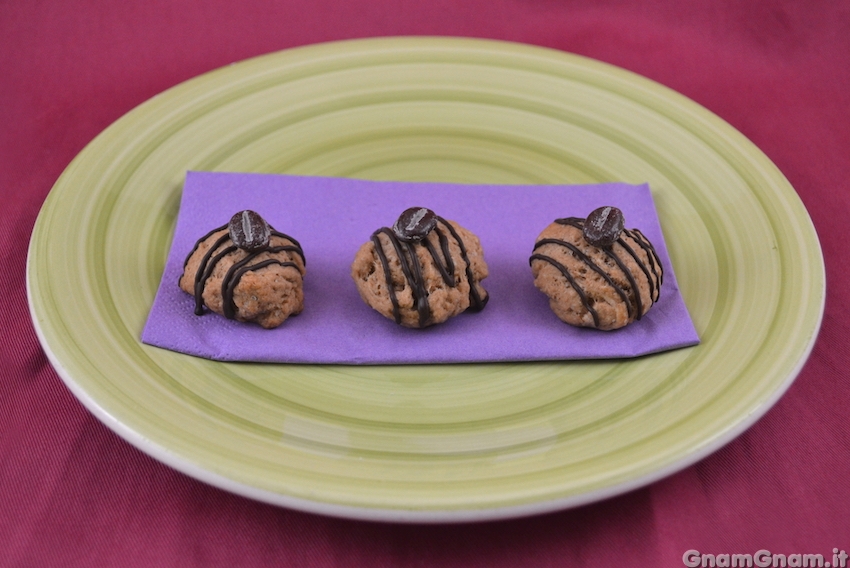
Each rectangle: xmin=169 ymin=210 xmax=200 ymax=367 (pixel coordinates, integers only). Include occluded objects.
xmin=271 ymin=230 xmax=306 ymax=266
xmin=423 ymin=234 xmax=455 ymax=286
xmin=436 ymin=217 xmax=488 ymax=312
xmin=219 ymin=240 xmax=304 ymax=319
xmin=370 ymin=231 xmax=401 ymax=324
xmin=615 ymin=235 xmax=656 ymax=304
xmin=187 ymin=224 xmax=305 ymax=320
xmin=373 ymin=228 xmax=445 ymax=326
xmin=529 ymin=253 xmax=601 ymax=327
xmin=625 ymin=228 xmax=663 ymax=298
xmin=222 ymin=258 xmax=301 ymax=319
xmin=555 ymin=216 xmax=583 ymax=226
xmin=194 ymin=238 xmax=236 ymax=315
xmin=533 ymin=237 xmax=633 ymax=318
xmin=544 ymin=216 xmax=662 ymax=321
xmin=373 ymin=228 xmax=427 ymax=326
xmin=368 ymin=217 xmax=487 ymax=326
xmin=401 ymin=239 xmax=431 ymax=327
xmin=182 ymin=223 xmax=227 ymax=272
xmin=389 ymin=230 xmax=427 ymax=326
xmin=221 ymin=250 xmax=264 ymax=319
xmin=602 ymin=245 xmax=643 ymax=319
xmin=436 ymin=225 xmax=456 ymax=280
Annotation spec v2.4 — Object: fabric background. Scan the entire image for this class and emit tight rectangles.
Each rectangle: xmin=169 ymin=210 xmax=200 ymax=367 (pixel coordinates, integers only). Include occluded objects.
xmin=2 ymin=1 xmax=848 ymax=566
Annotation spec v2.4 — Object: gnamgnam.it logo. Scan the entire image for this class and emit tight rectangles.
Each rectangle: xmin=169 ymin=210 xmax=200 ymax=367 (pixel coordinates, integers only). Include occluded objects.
xmin=683 ymin=549 xmax=848 ymax=567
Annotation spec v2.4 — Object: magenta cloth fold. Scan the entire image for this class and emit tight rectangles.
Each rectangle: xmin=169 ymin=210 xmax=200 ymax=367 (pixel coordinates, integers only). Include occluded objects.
xmin=141 ymin=172 xmax=699 ymax=364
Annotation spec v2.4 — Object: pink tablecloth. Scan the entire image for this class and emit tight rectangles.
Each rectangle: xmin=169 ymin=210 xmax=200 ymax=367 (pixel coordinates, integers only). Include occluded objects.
xmin=2 ymin=1 xmax=848 ymax=566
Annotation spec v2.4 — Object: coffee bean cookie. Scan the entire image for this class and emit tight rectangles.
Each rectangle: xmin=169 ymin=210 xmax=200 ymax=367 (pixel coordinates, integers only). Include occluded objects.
xmin=351 ymin=207 xmax=489 ymax=328
xmin=179 ymin=210 xmax=306 ymax=329
xmin=530 ymin=206 xmax=663 ymax=330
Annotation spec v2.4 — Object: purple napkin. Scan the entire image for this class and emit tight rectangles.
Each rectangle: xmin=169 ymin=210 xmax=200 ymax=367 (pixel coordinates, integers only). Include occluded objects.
xmin=141 ymin=172 xmax=699 ymax=364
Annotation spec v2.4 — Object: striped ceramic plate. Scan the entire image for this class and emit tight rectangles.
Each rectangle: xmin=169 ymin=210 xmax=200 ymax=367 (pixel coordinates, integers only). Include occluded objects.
xmin=27 ymin=37 xmax=824 ymax=522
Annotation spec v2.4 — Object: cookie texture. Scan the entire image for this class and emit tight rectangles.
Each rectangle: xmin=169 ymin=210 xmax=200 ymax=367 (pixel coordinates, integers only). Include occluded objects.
xmin=530 ymin=214 xmax=663 ymax=330
xmin=179 ymin=212 xmax=306 ymax=329
xmin=351 ymin=208 xmax=489 ymax=328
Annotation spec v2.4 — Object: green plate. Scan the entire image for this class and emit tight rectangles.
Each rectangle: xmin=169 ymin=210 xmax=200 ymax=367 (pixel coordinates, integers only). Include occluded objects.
xmin=27 ymin=37 xmax=824 ymax=522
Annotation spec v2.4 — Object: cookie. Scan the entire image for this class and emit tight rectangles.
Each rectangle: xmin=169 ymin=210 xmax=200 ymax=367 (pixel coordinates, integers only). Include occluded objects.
xmin=179 ymin=210 xmax=306 ymax=329
xmin=530 ymin=206 xmax=663 ymax=330
xmin=351 ymin=207 xmax=489 ymax=328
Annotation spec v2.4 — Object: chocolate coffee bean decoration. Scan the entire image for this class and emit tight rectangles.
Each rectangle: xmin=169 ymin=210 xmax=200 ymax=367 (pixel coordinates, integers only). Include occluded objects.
xmin=392 ymin=207 xmax=438 ymax=242
xmin=228 ymin=210 xmax=271 ymax=251
xmin=583 ymin=206 xmax=625 ymax=248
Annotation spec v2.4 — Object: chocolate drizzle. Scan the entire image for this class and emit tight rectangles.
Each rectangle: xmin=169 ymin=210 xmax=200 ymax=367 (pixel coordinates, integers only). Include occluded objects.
xmin=182 ymin=220 xmax=305 ymax=320
xmin=370 ymin=215 xmax=488 ymax=327
xmin=530 ymin=216 xmax=662 ymax=327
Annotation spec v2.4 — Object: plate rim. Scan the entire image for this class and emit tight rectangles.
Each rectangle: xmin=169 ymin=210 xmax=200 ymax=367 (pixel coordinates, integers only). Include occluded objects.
xmin=24 ymin=294 xmax=825 ymax=522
